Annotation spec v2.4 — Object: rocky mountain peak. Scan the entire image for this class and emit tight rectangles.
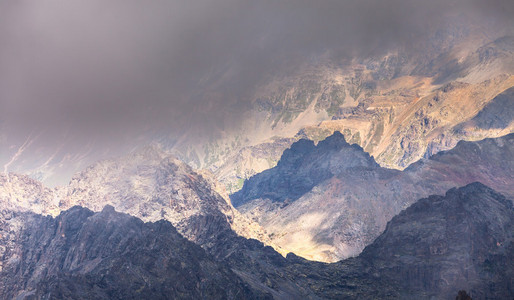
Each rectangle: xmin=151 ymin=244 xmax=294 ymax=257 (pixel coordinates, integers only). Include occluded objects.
xmin=359 ymin=182 xmax=514 ymax=299
xmin=233 ymin=133 xmax=514 ymax=262
xmin=316 ymin=130 xmax=348 ymax=149
xmin=231 ymin=131 xmax=378 ymax=207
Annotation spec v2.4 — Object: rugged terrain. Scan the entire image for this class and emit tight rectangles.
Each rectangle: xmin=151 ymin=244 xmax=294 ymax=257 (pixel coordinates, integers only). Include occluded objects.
xmin=1 ymin=182 xmax=511 ymax=299
xmin=175 ymin=32 xmax=514 ymax=191
xmin=285 ymin=183 xmax=514 ymax=299
xmin=3 ymin=22 xmax=513 ymax=192
xmin=57 ymin=146 xmax=273 ymax=249
xmin=2 ymin=4 xmax=513 ymax=299
xmin=0 ymin=145 xmax=286 ymax=256
xmin=233 ymin=132 xmax=514 ymax=261
xmin=0 ymin=206 xmax=265 ymax=299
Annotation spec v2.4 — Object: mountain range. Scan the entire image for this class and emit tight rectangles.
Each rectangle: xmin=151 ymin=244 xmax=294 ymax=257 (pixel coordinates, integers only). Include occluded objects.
xmin=1 ymin=12 xmax=514 ymax=299
xmin=1 ymin=180 xmax=512 ymax=299
xmin=232 ymin=132 xmax=514 ymax=262
xmin=175 ymin=32 xmax=514 ymax=193
xmin=2 ymin=19 xmax=514 ymax=193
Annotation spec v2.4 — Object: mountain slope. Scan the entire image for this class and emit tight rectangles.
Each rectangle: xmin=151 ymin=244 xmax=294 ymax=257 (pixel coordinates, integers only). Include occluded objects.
xmin=1 ymin=183 xmax=512 ymax=299
xmin=233 ymin=132 xmax=514 ymax=261
xmin=358 ymin=182 xmax=514 ymax=299
xmin=56 ymin=145 xmax=273 ymax=251
xmin=285 ymin=182 xmax=514 ymax=299
xmin=0 ymin=205 xmax=265 ymax=299
xmin=178 ymin=32 xmax=514 ymax=191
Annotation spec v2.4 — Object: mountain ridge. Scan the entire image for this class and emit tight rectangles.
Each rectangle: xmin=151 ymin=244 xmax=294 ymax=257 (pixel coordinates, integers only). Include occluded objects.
xmin=1 ymin=182 xmax=512 ymax=299
xmin=0 ymin=205 xmax=267 ymax=299
xmin=232 ymin=132 xmax=514 ymax=261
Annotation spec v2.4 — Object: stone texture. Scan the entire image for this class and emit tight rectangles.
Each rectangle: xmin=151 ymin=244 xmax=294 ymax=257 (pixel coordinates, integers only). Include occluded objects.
xmin=0 ymin=206 xmax=266 ymax=299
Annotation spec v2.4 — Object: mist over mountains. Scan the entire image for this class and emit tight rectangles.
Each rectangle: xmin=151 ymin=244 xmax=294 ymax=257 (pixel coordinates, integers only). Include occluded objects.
xmin=1 ymin=0 xmax=514 ymax=185
xmin=1 ymin=1 xmax=514 ymax=299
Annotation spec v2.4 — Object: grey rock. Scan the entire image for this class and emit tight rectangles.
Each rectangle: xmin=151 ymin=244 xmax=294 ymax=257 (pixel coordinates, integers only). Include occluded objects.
xmin=0 ymin=205 xmax=268 ymax=299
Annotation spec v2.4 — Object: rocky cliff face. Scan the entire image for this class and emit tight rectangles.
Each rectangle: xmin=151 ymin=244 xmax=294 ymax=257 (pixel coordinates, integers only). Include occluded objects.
xmin=284 ymin=183 xmax=514 ymax=299
xmin=233 ymin=132 xmax=514 ymax=262
xmin=359 ymin=182 xmax=514 ymax=299
xmin=0 ymin=205 xmax=265 ymax=299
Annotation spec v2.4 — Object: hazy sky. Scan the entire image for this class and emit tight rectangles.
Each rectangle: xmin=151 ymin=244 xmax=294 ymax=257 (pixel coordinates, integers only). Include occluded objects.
xmin=1 ymin=0 xmax=513 ymax=183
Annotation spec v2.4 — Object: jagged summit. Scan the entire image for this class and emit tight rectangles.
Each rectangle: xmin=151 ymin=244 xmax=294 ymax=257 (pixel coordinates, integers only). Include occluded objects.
xmin=231 ymin=131 xmax=378 ymax=207
xmin=316 ymin=130 xmax=349 ymax=149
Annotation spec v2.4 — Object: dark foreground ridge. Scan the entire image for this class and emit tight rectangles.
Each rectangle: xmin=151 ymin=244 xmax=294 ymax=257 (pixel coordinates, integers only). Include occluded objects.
xmin=0 ymin=183 xmax=512 ymax=299
xmin=0 ymin=205 xmax=265 ymax=299
xmin=359 ymin=182 xmax=514 ymax=298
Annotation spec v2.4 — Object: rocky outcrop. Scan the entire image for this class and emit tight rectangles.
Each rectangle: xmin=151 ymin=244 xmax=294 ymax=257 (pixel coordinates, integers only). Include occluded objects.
xmin=359 ymin=182 xmax=514 ymax=299
xmin=231 ymin=131 xmax=378 ymax=207
xmin=0 ymin=206 xmax=264 ymax=299
xmin=233 ymin=133 xmax=514 ymax=261
xmin=284 ymin=183 xmax=514 ymax=299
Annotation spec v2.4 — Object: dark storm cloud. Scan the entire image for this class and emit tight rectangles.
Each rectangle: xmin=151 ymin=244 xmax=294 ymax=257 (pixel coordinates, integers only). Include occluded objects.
xmin=1 ymin=0 xmax=513 ymax=144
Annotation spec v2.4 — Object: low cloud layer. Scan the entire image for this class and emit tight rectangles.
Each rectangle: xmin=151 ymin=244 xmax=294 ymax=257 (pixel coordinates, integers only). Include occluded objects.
xmin=1 ymin=0 xmax=513 ymax=181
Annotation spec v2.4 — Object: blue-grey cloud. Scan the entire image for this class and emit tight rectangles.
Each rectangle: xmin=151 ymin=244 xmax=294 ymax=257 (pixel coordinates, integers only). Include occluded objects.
xmin=0 ymin=0 xmax=512 ymax=184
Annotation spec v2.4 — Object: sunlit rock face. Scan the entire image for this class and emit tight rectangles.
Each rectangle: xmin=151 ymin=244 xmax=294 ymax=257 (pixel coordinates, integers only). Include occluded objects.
xmin=58 ymin=146 xmax=277 ymax=252
xmin=0 ymin=146 xmax=276 ymax=254
xmin=233 ymin=133 xmax=514 ymax=262
xmin=180 ymin=31 xmax=514 ymax=192
xmin=0 ymin=173 xmax=58 ymax=215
